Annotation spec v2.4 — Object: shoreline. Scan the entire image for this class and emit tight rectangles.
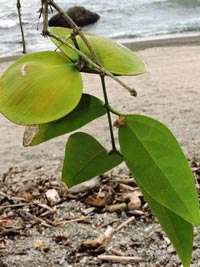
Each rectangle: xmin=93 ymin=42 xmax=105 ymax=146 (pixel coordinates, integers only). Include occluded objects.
xmin=122 ymin=33 xmax=200 ymax=51
xmin=0 ymin=33 xmax=200 ymax=63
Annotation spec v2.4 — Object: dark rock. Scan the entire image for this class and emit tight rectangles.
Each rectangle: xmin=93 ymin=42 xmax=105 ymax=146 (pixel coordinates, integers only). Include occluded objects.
xmin=48 ymin=6 xmax=100 ymax=28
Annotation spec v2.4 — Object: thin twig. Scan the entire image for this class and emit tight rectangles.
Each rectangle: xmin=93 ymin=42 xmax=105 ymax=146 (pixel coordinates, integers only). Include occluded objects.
xmin=0 ymin=190 xmax=26 ymax=203
xmin=0 ymin=203 xmax=30 ymax=210
xmin=115 ymin=216 xmax=135 ymax=232
xmin=98 ymin=255 xmax=144 ymax=263
xmin=42 ymin=0 xmax=49 ymax=34
xmin=60 ymin=215 xmax=89 ymax=226
xmin=28 ymin=211 xmax=53 ymax=227
xmin=16 ymin=0 xmax=26 ymax=54
xmin=107 ymin=247 xmax=125 ymax=256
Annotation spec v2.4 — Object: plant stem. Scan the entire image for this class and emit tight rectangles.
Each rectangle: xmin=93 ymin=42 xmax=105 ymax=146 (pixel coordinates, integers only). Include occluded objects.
xmin=100 ymin=75 xmax=117 ymax=152
xmin=107 ymin=105 xmax=122 ymax=116
xmin=16 ymin=0 xmax=26 ymax=54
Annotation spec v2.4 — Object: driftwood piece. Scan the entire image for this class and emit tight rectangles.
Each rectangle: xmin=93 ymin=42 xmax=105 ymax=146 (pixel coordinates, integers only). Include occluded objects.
xmin=68 ymin=177 xmax=101 ymax=194
xmin=78 ymin=226 xmax=114 ymax=252
xmin=98 ymin=255 xmax=144 ymax=263
xmin=115 ymin=216 xmax=135 ymax=232
xmin=122 ymin=192 xmax=141 ymax=211
xmin=105 ymin=203 xmax=127 ymax=212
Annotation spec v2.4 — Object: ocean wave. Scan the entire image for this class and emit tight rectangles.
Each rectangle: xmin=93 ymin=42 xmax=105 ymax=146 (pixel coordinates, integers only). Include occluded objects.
xmin=0 ymin=19 xmax=18 ymax=29
xmin=1 ymin=0 xmax=200 ymax=57
xmin=168 ymin=23 xmax=200 ymax=34
xmin=110 ymin=22 xmax=200 ymax=40
xmin=143 ymin=0 xmax=200 ymax=9
xmin=0 ymin=12 xmax=18 ymax=28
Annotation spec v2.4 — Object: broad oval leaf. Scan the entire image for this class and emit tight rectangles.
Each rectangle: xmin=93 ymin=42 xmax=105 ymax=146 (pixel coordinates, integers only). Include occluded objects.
xmin=23 ymin=94 xmax=106 ymax=146
xmin=49 ymin=27 xmax=145 ymax=76
xmin=0 ymin=51 xmax=82 ymax=125
xmin=62 ymin=132 xmax=123 ymax=187
xmin=118 ymin=114 xmax=200 ymax=225
xmin=141 ymin=187 xmax=193 ymax=267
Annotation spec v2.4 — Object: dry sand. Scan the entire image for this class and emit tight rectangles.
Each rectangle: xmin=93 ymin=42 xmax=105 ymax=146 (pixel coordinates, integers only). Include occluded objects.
xmin=0 ymin=36 xmax=200 ymax=174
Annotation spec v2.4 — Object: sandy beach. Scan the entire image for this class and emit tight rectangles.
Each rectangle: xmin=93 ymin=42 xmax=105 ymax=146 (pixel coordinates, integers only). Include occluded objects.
xmin=0 ymin=35 xmax=200 ymax=174
xmin=1 ymin=35 xmax=200 ymax=267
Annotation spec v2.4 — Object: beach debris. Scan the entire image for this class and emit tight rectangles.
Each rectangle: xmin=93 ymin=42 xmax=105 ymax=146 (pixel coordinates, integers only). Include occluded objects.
xmin=0 ymin=238 xmax=11 ymax=249
xmin=1 ymin=162 xmax=200 ymax=264
xmin=45 ymin=189 xmax=60 ymax=205
xmin=78 ymin=226 xmax=114 ymax=252
xmin=77 ymin=216 xmax=136 ymax=253
xmin=53 ymin=232 xmax=72 ymax=246
xmin=115 ymin=216 xmax=135 ymax=232
xmin=84 ymin=185 xmax=113 ymax=207
xmin=60 ymin=215 xmax=89 ymax=226
xmin=97 ymin=254 xmax=144 ymax=263
xmin=34 ymin=239 xmax=50 ymax=252
xmin=68 ymin=177 xmax=101 ymax=194
xmin=122 ymin=192 xmax=142 ymax=211
xmin=105 ymin=203 xmax=127 ymax=212
xmin=81 ymin=207 xmax=96 ymax=216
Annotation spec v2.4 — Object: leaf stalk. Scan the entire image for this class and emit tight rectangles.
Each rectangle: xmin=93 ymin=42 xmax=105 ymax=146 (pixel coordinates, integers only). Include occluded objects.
xmin=100 ymin=75 xmax=117 ymax=152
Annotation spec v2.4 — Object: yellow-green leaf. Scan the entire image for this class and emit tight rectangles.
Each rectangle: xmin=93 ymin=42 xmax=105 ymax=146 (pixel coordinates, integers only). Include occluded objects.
xmin=0 ymin=51 xmax=82 ymax=125
xmin=49 ymin=27 xmax=145 ymax=76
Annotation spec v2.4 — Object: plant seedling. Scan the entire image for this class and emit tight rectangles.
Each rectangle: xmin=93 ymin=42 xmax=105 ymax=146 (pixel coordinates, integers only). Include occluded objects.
xmin=0 ymin=2 xmax=199 ymax=266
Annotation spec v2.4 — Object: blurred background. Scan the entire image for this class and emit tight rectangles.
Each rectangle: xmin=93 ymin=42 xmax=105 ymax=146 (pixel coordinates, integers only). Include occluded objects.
xmin=1 ymin=0 xmax=200 ymax=57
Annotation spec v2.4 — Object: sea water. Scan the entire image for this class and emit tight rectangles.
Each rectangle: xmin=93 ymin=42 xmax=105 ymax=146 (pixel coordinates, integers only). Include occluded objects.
xmin=0 ymin=0 xmax=200 ymax=57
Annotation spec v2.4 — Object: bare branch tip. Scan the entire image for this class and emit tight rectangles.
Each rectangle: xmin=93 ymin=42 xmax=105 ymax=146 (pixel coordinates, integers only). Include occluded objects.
xmin=130 ymin=88 xmax=137 ymax=97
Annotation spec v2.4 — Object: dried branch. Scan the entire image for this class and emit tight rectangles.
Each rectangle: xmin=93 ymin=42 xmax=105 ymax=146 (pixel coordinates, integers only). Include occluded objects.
xmin=16 ymin=0 xmax=26 ymax=54
xmin=61 ymin=216 xmax=89 ymax=226
xmin=48 ymin=31 xmax=137 ymax=96
xmin=41 ymin=0 xmax=137 ymax=96
xmin=42 ymin=0 xmax=49 ymax=34
xmin=115 ymin=216 xmax=135 ymax=232
xmin=0 ymin=203 xmax=30 ymax=210
xmin=98 ymin=255 xmax=144 ymax=263
xmin=78 ymin=226 xmax=114 ymax=252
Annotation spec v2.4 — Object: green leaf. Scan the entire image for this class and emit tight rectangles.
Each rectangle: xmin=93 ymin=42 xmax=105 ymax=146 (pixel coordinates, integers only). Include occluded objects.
xmin=118 ymin=114 xmax=200 ymax=225
xmin=62 ymin=132 xmax=123 ymax=187
xmin=141 ymin=187 xmax=193 ymax=267
xmin=0 ymin=51 xmax=82 ymax=125
xmin=23 ymin=94 xmax=106 ymax=146
xmin=49 ymin=27 xmax=145 ymax=76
